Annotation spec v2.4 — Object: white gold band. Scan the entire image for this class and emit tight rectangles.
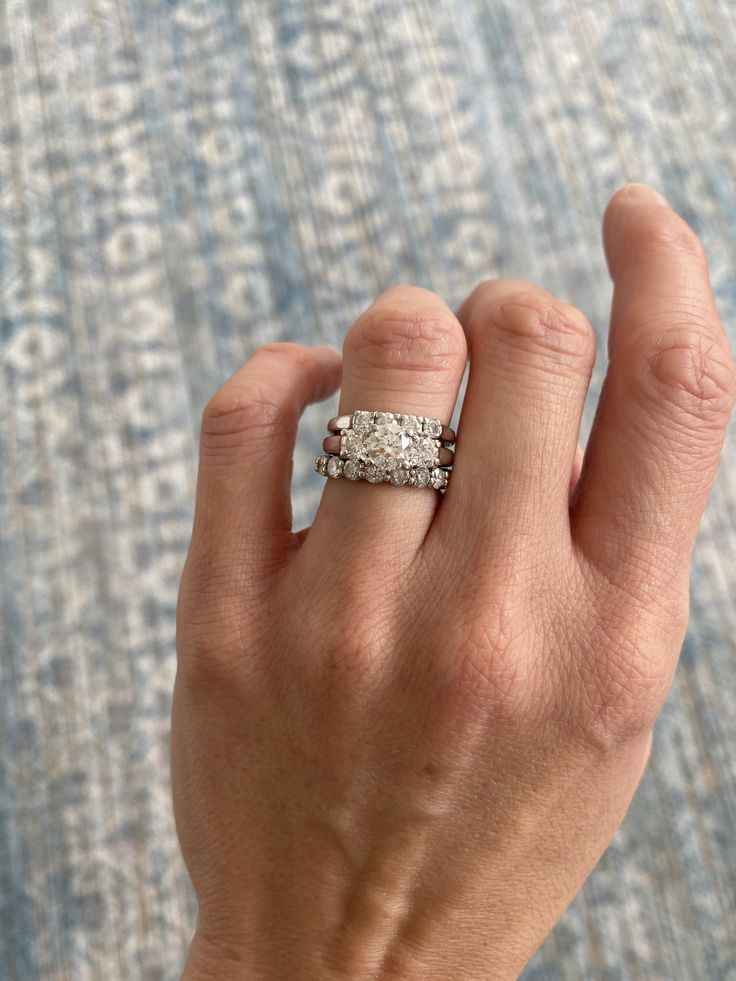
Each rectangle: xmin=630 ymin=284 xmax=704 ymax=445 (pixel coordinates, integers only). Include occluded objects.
xmin=316 ymin=409 xmax=454 ymax=491
xmin=315 ymin=454 xmax=449 ymax=489
xmin=327 ymin=412 xmax=455 ymax=444
xmin=321 ymin=435 xmax=454 ymax=467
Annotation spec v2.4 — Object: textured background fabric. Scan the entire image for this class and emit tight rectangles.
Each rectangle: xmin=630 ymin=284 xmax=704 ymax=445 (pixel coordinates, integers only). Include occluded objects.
xmin=1 ymin=1 xmax=735 ymax=978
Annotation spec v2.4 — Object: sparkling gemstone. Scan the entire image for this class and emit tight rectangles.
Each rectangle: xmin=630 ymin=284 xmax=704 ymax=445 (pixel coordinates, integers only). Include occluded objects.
xmin=340 ymin=414 xmax=439 ymax=476
xmin=364 ymin=466 xmax=384 ymax=483
xmin=418 ymin=436 xmax=438 ymax=464
xmin=431 ymin=468 xmax=447 ymax=489
xmin=353 ymin=410 xmax=373 ymax=433
xmin=327 ymin=457 xmax=343 ymax=478
xmin=399 ymin=414 xmax=419 ymax=432
xmin=342 ymin=432 xmax=362 ymax=456
xmin=360 ymin=429 xmax=409 ymax=470
xmin=403 ymin=444 xmax=420 ymax=466
xmin=425 ymin=418 xmax=442 ymax=438
xmin=412 ymin=467 xmax=430 ymax=488
xmin=390 ymin=469 xmax=409 ymax=485
xmin=402 ymin=436 xmax=434 ymax=467
xmin=315 ymin=455 xmax=329 ymax=476
xmin=343 ymin=460 xmax=361 ymax=480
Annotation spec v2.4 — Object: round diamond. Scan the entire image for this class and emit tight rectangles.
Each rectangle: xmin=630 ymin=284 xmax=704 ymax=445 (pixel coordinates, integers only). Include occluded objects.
xmin=412 ymin=467 xmax=430 ymax=488
xmin=327 ymin=457 xmax=343 ymax=479
xmin=430 ymin=468 xmax=447 ymax=489
xmin=403 ymin=435 xmax=435 ymax=467
xmin=315 ymin=455 xmax=329 ymax=476
xmin=403 ymin=443 xmax=421 ymax=466
xmin=364 ymin=466 xmax=385 ymax=483
xmin=342 ymin=432 xmax=363 ymax=457
xmin=362 ymin=432 xmax=386 ymax=466
xmin=425 ymin=419 xmax=442 ymax=438
xmin=417 ymin=436 xmax=437 ymax=465
xmin=343 ymin=460 xmax=360 ymax=480
xmin=362 ymin=430 xmax=404 ymax=470
xmin=353 ymin=410 xmax=373 ymax=433
xmin=390 ymin=468 xmax=409 ymax=486
xmin=343 ymin=416 xmax=443 ymax=475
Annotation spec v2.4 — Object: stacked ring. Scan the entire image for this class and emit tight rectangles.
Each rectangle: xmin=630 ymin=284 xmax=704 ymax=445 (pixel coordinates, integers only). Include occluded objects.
xmin=314 ymin=409 xmax=455 ymax=490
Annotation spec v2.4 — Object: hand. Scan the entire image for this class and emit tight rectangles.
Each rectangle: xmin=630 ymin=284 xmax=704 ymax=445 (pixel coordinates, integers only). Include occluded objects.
xmin=172 ymin=184 xmax=735 ymax=980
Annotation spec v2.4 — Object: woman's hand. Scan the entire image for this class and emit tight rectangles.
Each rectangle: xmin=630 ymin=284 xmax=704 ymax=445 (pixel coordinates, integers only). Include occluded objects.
xmin=172 ymin=184 xmax=735 ymax=980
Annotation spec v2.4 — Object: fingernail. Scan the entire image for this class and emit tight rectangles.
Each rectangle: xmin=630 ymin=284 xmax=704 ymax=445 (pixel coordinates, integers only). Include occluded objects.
xmin=619 ymin=182 xmax=669 ymax=206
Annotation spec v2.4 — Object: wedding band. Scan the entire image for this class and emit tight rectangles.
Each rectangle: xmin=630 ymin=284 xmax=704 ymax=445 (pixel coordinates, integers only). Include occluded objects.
xmin=327 ymin=413 xmax=456 ymax=444
xmin=322 ymin=435 xmax=454 ymax=467
xmin=315 ymin=409 xmax=454 ymax=490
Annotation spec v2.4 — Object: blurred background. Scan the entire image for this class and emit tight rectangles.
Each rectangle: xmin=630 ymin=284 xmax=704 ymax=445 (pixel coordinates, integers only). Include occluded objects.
xmin=1 ymin=1 xmax=735 ymax=978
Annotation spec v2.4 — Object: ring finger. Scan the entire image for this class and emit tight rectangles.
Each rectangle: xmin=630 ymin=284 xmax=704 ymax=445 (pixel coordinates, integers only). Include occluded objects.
xmin=308 ymin=284 xmax=467 ymax=556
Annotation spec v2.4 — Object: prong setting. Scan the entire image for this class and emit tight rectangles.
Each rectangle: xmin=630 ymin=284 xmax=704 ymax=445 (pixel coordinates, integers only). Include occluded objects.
xmin=317 ymin=410 xmax=452 ymax=490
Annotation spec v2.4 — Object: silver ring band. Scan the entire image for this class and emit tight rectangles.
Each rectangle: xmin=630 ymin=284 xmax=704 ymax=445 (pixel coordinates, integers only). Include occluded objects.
xmin=315 ymin=454 xmax=449 ymax=489
xmin=322 ymin=434 xmax=454 ymax=467
xmin=327 ymin=413 xmax=456 ymax=444
xmin=316 ymin=409 xmax=454 ymax=491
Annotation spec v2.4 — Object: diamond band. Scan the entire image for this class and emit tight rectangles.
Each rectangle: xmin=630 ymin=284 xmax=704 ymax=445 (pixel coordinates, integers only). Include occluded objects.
xmin=321 ymin=435 xmax=454 ymax=467
xmin=315 ymin=454 xmax=448 ymax=490
xmin=316 ymin=410 xmax=454 ymax=491
xmin=327 ymin=413 xmax=455 ymax=444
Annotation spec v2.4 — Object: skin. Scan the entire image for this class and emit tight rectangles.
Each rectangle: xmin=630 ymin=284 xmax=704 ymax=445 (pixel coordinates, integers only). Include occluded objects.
xmin=172 ymin=184 xmax=736 ymax=980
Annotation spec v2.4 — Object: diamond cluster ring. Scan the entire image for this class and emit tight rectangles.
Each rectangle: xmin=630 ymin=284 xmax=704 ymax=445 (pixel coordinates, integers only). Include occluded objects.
xmin=314 ymin=410 xmax=455 ymax=490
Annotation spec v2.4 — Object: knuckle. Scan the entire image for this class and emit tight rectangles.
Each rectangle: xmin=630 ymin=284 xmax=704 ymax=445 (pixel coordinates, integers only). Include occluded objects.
xmin=471 ymin=286 xmax=596 ymax=373
xmin=347 ymin=287 xmax=466 ymax=377
xmin=177 ymin=562 xmax=245 ymax=658
xmin=177 ymin=629 xmax=250 ymax=689
xmin=430 ymin=604 xmax=538 ymax=724
xmin=287 ymin=582 xmax=392 ymax=705
xmin=201 ymin=389 xmax=286 ymax=451
xmin=630 ymin=329 xmax=736 ymax=432
xmin=569 ymin=594 xmax=686 ymax=752
xmin=200 ymin=343 xmax=312 ymax=451
xmin=319 ymin=633 xmax=382 ymax=700
xmin=251 ymin=341 xmax=317 ymax=369
xmin=175 ymin=539 xmax=275 ymax=684
xmin=574 ymin=663 xmax=668 ymax=750
xmin=176 ymin=598 xmax=258 ymax=692
xmin=177 ymin=555 xmax=285 ymax=695
xmin=306 ymin=617 xmax=388 ymax=710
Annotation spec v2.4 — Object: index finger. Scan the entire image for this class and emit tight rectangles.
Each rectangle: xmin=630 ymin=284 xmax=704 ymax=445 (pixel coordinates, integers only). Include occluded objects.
xmin=571 ymin=184 xmax=736 ymax=598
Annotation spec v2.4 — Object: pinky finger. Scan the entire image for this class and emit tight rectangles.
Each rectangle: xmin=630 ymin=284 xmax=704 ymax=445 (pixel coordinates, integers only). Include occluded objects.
xmin=190 ymin=343 xmax=342 ymax=572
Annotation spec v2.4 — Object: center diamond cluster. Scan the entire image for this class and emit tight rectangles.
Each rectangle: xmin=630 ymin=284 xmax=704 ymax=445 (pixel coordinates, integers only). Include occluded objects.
xmin=340 ymin=410 xmax=441 ymax=473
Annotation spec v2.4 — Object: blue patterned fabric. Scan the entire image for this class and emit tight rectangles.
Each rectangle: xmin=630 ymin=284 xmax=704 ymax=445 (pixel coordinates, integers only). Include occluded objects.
xmin=1 ymin=2 xmax=735 ymax=978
